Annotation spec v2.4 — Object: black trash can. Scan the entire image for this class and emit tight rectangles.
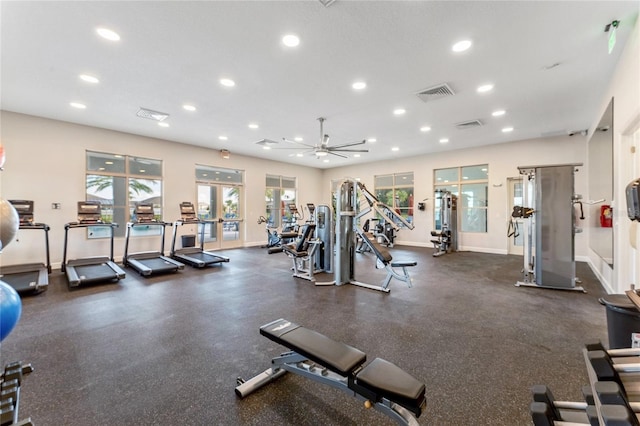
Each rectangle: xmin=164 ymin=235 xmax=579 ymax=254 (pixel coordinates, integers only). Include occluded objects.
xmin=599 ymin=294 xmax=640 ymax=349
xmin=181 ymin=234 xmax=196 ymax=248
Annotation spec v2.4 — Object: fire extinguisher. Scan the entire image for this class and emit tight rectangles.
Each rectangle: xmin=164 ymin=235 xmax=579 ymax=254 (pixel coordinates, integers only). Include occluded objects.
xmin=600 ymin=205 xmax=612 ymax=227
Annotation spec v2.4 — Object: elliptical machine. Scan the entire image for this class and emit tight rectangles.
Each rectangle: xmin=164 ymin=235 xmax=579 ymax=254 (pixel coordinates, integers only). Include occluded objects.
xmin=430 ymin=189 xmax=457 ymax=257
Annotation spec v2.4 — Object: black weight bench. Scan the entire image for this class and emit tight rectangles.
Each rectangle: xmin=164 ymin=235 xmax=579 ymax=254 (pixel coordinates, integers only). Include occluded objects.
xmin=236 ymin=318 xmax=426 ymax=425
xmin=356 ymin=229 xmax=417 ymax=292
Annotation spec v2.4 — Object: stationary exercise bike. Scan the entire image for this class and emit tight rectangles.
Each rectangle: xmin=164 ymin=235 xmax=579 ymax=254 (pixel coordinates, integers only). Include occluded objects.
xmin=258 ymin=204 xmax=303 ymax=254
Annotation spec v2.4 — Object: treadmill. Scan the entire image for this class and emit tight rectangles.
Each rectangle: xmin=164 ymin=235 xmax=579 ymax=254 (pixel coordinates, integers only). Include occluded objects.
xmin=62 ymin=201 xmax=126 ymax=289
xmin=0 ymin=200 xmax=51 ymax=294
xmin=170 ymin=201 xmax=230 ymax=268
xmin=123 ymin=203 xmax=184 ymax=276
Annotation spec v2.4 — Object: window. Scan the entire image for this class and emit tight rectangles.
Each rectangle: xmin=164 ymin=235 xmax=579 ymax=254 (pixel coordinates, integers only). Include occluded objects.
xmin=374 ymin=172 xmax=414 ymax=224
xmin=86 ymin=151 xmax=162 ymax=237
xmin=265 ymin=175 xmax=296 ymax=228
xmin=434 ymin=164 xmax=488 ymax=232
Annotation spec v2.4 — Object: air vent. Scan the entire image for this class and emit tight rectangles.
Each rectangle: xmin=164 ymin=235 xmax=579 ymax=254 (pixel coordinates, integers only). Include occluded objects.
xmin=455 ymin=119 xmax=483 ymax=130
xmin=416 ymin=83 xmax=455 ymax=102
xmin=136 ymin=107 xmax=169 ymax=122
xmin=318 ymin=0 xmax=336 ymax=6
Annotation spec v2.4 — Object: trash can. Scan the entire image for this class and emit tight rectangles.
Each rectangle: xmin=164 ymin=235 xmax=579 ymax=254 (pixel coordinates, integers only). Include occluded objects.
xmin=599 ymin=294 xmax=640 ymax=349
xmin=181 ymin=234 xmax=196 ymax=248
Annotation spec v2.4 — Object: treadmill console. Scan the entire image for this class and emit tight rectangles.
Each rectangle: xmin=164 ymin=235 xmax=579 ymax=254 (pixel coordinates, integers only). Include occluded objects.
xmin=135 ymin=203 xmax=156 ymax=223
xmin=77 ymin=201 xmax=103 ymax=224
xmin=288 ymin=203 xmax=298 ymax=214
xmin=9 ymin=200 xmax=34 ymax=225
xmin=179 ymin=202 xmax=198 ymax=222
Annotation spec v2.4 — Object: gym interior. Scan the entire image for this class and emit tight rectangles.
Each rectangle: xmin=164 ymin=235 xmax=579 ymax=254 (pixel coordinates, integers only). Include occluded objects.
xmin=1 ymin=2 xmax=640 ymax=425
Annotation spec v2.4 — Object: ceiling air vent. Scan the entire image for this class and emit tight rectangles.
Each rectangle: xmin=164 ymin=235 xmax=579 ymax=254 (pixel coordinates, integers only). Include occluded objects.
xmin=455 ymin=119 xmax=483 ymax=130
xmin=416 ymin=83 xmax=455 ymax=102
xmin=318 ymin=0 xmax=337 ymax=6
xmin=136 ymin=107 xmax=169 ymax=122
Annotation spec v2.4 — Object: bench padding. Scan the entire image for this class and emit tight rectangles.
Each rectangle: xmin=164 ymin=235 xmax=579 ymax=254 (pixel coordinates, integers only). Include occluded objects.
xmin=260 ymin=319 xmax=366 ymax=376
xmin=356 ymin=357 xmax=426 ymax=415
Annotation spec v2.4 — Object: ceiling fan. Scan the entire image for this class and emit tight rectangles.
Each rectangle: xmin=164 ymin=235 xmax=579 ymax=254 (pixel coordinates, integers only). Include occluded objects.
xmin=256 ymin=117 xmax=368 ymax=159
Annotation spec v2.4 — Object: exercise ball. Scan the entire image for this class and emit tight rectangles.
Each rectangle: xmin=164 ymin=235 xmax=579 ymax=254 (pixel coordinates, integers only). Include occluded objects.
xmin=0 ymin=280 xmax=22 ymax=342
xmin=0 ymin=199 xmax=19 ymax=251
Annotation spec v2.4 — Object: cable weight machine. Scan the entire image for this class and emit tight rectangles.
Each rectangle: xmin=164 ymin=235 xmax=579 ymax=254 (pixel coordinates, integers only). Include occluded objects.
xmin=514 ymin=163 xmax=585 ymax=292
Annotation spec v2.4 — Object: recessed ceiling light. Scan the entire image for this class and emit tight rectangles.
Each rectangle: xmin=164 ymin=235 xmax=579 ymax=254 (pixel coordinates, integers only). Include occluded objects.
xmin=282 ymin=34 xmax=300 ymax=47
xmin=294 ymin=137 xmax=303 ymax=142
xmin=439 ymin=138 xmax=449 ymax=143
xmin=393 ymin=108 xmax=406 ymax=115
xmin=248 ymin=123 xmax=259 ymax=129
xmin=502 ymin=127 xmax=514 ymax=133
xmin=477 ymin=84 xmax=494 ymax=93
xmin=492 ymin=109 xmax=506 ymax=117
xmin=367 ymin=138 xmax=377 ymax=143
xmin=70 ymin=102 xmax=86 ymax=109
xmin=183 ymin=104 xmax=196 ymax=112
xmin=263 ymin=146 xmax=271 ymax=150
xmin=353 ymin=154 xmax=361 ymax=158
xmin=158 ymin=122 xmax=169 ymax=128
xmin=220 ymin=78 xmax=235 ymax=87
xmin=219 ymin=135 xmax=228 ymax=140
xmin=420 ymin=126 xmax=431 ymax=132
xmin=323 ymin=159 xmax=329 ymax=163
xmin=391 ymin=147 xmax=399 ymax=151
xmin=352 ymin=81 xmax=367 ymax=90
xmin=79 ymin=74 xmax=99 ymax=84
xmin=96 ymin=27 xmax=120 ymax=41
xmin=296 ymin=153 xmax=304 ymax=157
xmin=452 ymin=40 xmax=472 ymax=52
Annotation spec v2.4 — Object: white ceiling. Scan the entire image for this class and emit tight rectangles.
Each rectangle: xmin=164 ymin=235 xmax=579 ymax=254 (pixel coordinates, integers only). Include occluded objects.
xmin=1 ymin=1 xmax=638 ymax=169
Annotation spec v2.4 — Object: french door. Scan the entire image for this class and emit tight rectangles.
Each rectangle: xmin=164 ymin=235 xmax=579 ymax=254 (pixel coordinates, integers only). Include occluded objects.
xmin=197 ymin=183 xmax=243 ymax=249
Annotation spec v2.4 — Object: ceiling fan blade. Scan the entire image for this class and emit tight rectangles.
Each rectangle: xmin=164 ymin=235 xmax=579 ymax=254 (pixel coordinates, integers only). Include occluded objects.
xmin=282 ymin=138 xmax=317 ymax=148
xmin=331 ymin=148 xmax=369 ymax=153
xmin=327 ymin=151 xmax=348 ymax=159
xmin=329 ymin=139 xmax=367 ymax=149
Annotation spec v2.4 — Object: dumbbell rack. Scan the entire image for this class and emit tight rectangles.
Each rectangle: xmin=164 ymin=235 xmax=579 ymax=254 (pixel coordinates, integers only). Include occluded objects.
xmin=0 ymin=361 xmax=33 ymax=426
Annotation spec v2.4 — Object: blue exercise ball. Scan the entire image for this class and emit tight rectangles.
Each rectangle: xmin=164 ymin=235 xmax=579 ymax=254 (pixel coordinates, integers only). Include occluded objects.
xmin=0 ymin=280 xmax=22 ymax=342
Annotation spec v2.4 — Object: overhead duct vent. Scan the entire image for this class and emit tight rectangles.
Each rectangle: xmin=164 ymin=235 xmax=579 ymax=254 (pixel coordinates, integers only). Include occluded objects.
xmin=136 ymin=107 xmax=169 ymax=122
xmin=318 ymin=0 xmax=337 ymax=6
xmin=416 ymin=83 xmax=455 ymax=102
xmin=455 ymin=119 xmax=483 ymax=130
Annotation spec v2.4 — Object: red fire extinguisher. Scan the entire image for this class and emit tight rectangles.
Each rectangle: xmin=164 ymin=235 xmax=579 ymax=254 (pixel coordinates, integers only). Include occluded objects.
xmin=600 ymin=205 xmax=612 ymax=227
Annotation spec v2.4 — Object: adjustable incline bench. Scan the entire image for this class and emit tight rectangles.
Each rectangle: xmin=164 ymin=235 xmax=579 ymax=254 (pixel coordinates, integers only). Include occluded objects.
xmin=236 ymin=319 xmax=426 ymax=426
xmin=356 ymin=228 xmax=417 ymax=292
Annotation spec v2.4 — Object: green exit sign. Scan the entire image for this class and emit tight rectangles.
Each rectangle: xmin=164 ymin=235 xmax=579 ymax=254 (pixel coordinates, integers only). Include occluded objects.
xmin=608 ymin=20 xmax=620 ymax=54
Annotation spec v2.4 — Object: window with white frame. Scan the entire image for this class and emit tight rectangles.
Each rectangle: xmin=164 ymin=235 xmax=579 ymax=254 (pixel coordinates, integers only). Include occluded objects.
xmin=265 ymin=175 xmax=297 ymax=228
xmin=434 ymin=164 xmax=488 ymax=232
xmin=86 ymin=151 xmax=163 ymax=238
xmin=373 ymin=172 xmax=414 ymax=224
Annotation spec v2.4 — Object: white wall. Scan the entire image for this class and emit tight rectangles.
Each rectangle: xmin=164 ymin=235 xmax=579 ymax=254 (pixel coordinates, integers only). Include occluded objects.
xmin=322 ymin=135 xmax=588 ymax=256
xmin=587 ymin=18 xmax=640 ymax=294
xmin=0 ymin=111 xmax=323 ymax=268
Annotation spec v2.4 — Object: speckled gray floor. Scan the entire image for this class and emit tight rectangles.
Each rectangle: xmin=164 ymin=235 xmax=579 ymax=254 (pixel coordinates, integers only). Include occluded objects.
xmin=0 ymin=247 xmax=609 ymax=425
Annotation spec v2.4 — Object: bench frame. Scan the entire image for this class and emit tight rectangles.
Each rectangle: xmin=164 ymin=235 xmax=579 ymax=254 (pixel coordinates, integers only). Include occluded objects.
xmin=236 ymin=319 xmax=425 ymax=426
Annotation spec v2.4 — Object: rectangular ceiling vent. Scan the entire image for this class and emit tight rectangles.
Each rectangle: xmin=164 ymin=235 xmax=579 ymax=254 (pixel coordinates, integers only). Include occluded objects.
xmin=136 ymin=107 xmax=169 ymax=122
xmin=455 ymin=119 xmax=483 ymax=130
xmin=318 ymin=0 xmax=337 ymax=7
xmin=416 ymin=83 xmax=455 ymax=102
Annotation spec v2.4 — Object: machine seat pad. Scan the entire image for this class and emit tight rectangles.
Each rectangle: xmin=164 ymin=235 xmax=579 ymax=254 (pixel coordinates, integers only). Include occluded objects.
xmin=357 ymin=231 xmax=393 ymax=264
xmin=280 ymin=232 xmax=298 ymax=239
xmin=390 ymin=260 xmax=417 ymax=268
xmin=260 ymin=319 xmax=366 ymax=376
xmin=356 ymin=357 xmax=426 ymax=416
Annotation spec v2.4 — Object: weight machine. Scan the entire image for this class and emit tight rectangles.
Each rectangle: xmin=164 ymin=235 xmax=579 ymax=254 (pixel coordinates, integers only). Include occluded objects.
xmin=335 ymin=179 xmax=416 ymax=293
xmin=430 ymin=190 xmax=457 ymax=257
xmin=514 ymin=164 xmax=585 ymax=292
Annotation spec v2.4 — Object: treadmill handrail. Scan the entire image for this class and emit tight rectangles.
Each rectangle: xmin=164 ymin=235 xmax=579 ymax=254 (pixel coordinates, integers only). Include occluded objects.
xmin=62 ymin=222 xmax=118 ymax=272
xmin=124 ymin=221 xmax=172 ymax=261
xmin=14 ymin=222 xmax=52 ymax=273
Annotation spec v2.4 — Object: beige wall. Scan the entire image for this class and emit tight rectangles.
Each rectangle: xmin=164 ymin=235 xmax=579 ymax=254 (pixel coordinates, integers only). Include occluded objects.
xmin=0 ymin=112 xmax=323 ymax=267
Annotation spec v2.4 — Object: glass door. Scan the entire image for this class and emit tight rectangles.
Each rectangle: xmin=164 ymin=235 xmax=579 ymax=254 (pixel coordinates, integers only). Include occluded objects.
xmin=197 ymin=183 xmax=243 ymax=249
xmin=507 ymin=177 xmax=524 ymax=256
